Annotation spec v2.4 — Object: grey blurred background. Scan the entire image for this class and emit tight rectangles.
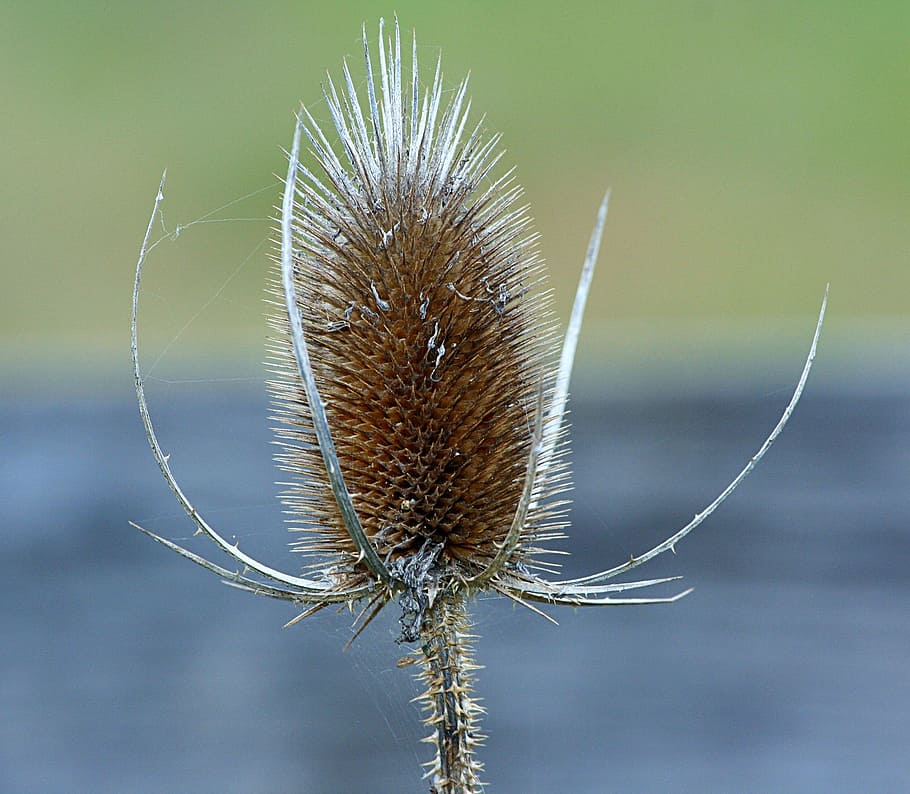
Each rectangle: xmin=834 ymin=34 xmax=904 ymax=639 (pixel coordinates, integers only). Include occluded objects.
xmin=2 ymin=2 xmax=907 ymax=792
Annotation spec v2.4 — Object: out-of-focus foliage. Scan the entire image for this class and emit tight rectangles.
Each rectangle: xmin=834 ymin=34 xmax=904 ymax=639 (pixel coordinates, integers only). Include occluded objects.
xmin=1 ymin=1 xmax=906 ymax=373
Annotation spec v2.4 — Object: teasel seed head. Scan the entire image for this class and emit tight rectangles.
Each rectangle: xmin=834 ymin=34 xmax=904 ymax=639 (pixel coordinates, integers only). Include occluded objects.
xmin=267 ymin=18 xmax=570 ymax=623
xmin=134 ymin=19 xmax=822 ymax=635
xmin=130 ymin=15 xmax=826 ymax=793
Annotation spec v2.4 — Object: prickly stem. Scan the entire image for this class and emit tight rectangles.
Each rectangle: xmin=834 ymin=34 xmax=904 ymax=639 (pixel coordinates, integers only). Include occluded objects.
xmin=416 ymin=597 xmax=485 ymax=793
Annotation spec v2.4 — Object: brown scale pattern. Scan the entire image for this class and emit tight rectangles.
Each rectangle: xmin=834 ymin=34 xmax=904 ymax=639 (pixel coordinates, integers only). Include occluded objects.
xmin=270 ymin=164 xmax=556 ymax=577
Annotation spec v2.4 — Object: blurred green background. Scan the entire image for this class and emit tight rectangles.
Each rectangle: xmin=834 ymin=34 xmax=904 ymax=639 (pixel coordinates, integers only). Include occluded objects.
xmin=2 ymin=1 xmax=907 ymax=390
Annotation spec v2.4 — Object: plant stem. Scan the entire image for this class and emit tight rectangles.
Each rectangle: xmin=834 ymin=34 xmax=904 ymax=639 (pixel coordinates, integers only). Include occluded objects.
xmin=416 ymin=596 xmax=485 ymax=793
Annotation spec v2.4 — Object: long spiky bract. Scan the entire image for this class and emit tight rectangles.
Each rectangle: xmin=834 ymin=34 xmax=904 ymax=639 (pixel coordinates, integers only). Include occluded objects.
xmin=132 ymin=17 xmax=827 ymax=793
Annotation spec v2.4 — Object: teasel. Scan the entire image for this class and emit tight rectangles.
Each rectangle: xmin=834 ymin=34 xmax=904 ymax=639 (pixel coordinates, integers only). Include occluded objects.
xmin=131 ymin=18 xmax=827 ymax=793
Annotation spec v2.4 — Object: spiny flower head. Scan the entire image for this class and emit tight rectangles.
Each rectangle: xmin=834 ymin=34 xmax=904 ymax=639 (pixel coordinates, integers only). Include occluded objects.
xmin=132 ymin=18 xmax=824 ymax=653
xmin=268 ymin=19 xmax=569 ymax=636
xmin=131 ymin=18 xmax=824 ymax=791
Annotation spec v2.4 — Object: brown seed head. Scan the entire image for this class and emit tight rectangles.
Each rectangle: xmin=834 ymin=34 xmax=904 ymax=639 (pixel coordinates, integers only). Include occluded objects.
xmin=268 ymin=21 xmax=570 ymax=595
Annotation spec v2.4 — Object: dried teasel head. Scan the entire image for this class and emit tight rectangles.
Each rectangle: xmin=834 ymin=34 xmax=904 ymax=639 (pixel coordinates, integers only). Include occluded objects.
xmin=132 ymin=18 xmax=826 ymax=791
xmin=132 ymin=19 xmax=826 ymax=649
xmin=267 ymin=19 xmax=568 ymax=636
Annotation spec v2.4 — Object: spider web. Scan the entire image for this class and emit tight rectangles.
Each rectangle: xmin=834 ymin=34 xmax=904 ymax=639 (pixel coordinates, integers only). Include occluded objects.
xmin=133 ymin=178 xmax=431 ymax=777
xmin=135 ymin=178 xmax=306 ymax=571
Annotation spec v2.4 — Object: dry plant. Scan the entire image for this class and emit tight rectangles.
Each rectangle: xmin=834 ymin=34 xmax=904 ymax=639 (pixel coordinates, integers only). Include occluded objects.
xmin=131 ymin=19 xmax=827 ymax=793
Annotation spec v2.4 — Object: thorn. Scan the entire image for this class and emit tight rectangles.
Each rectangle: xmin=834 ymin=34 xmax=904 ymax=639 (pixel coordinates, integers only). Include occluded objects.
xmin=283 ymin=611 xmax=309 ymax=629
